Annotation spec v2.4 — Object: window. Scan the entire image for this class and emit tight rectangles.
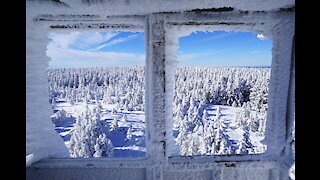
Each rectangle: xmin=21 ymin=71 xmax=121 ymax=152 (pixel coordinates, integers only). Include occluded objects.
xmin=27 ymin=6 xmax=294 ymax=178
xmin=46 ymin=31 xmax=146 ymax=158
xmin=168 ymin=29 xmax=272 ymax=157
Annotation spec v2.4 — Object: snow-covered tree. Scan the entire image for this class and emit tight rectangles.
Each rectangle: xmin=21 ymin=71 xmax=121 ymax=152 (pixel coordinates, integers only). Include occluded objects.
xmin=248 ymin=112 xmax=259 ymax=132
xmin=176 ymin=116 xmax=191 ymax=155
xmin=109 ymin=117 xmax=119 ymax=132
xmin=213 ymin=117 xmax=232 ymax=155
xmin=52 ymin=109 xmax=68 ymax=122
xmin=197 ymin=136 xmax=207 ymax=155
xmin=93 ymin=133 xmax=114 ymax=157
xmin=69 ymin=105 xmax=113 ymax=158
xmin=235 ymin=105 xmax=251 ymax=128
xmin=121 ymin=114 xmax=128 ymax=122
xmin=236 ymin=124 xmax=253 ymax=154
xmin=215 ymin=105 xmax=222 ymax=118
xmin=126 ymin=124 xmax=133 ymax=141
xmin=186 ymin=133 xmax=197 ymax=155
xmin=258 ymin=114 xmax=267 ymax=136
xmin=48 ymin=66 xmax=271 ymax=157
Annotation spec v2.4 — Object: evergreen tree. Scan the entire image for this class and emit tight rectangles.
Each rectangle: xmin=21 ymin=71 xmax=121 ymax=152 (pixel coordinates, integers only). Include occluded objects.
xmin=236 ymin=124 xmax=253 ymax=154
xmin=69 ymin=105 xmax=113 ymax=158
xmin=121 ymin=114 xmax=128 ymax=122
xmin=213 ymin=117 xmax=232 ymax=155
xmin=126 ymin=124 xmax=133 ymax=141
xmin=203 ymin=121 xmax=215 ymax=155
xmin=258 ymin=114 xmax=267 ymax=136
xmin=176 ymin=116 xmax=190 ymax=155
xmin=197 ymin=135 xmax=207 ymax=155
xmin=93 ymin=134 xmax=114 ymax=157
xmin=186 ymin=133 xmax=200 ymax=156
xmin=110 ymin=117 xmax=119 ymax=132
xmin=215 ymin=105 xmax=222 ymax=118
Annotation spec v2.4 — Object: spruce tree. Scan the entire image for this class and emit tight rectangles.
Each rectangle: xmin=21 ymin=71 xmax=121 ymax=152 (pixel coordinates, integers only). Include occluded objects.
xmin=236 ymin=124 xmax=253 ymax=154
xmin=69 ymin=105 xmax=113 ymax=158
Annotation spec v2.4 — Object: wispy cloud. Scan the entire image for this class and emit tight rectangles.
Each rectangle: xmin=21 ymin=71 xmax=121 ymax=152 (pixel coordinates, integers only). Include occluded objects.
xmin=48 ymin=32 xmax=79 ymax=49
xmin=199 ymin=32 xmax=233 ymax=42
xmin=49 ymin=32 xmax=140 ymax=52
xmin=257 ymin=34 xmax=267 ymax=40
xmin=47 ymin=45 xmax=144 ymax=68
xmin=47 ymin=32 xmax=144 ymax=68
xmin=73 ymin=32 xmax=119 ymax=50
xmin=92 ymin=34 xmax=139 ymax=51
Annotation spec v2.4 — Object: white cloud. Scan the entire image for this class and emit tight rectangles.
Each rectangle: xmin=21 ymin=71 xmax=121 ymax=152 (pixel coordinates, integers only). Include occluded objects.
xmin=93 ymin=34 xmax=139 ymax=50
xmin=199 ymin=32 xmax=232 ymax=42
xmin=257 ymin=33 xmax=267 ymax=40
xmin=48 ymin=32 xmax=119 ymax=50
xmin=47 ymin=44 xmax=144 ymax=68
xmin=47 ymin=32 xmax=144 ymax=68
xmin=48 ymin=32 xmax=79 ymax=48
xmin=74 ymin=32 xmax=119 ymax=50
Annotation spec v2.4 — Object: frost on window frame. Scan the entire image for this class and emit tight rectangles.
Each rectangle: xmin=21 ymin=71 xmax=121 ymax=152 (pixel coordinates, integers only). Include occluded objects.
xmin=164 ymin=27 xmax=272 ymax=157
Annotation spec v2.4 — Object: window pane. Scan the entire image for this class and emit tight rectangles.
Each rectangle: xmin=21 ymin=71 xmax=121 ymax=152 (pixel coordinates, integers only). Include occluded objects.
xmin=172 ymin=31 xmax=272 ymax=156
xmin=47 ymin=31 xmax=146 ymax=158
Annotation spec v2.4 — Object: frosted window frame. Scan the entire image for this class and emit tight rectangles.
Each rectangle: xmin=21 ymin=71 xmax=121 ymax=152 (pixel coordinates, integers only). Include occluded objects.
xmin=28 ymin=19 xmax=150 ymax=164
xmin=161 ymin=11 xmax=294 ymax=163
xmin=164 ymin=27 xmax=272 ymax=158
xmin=27 ymin=10 xmax=294 ymax=167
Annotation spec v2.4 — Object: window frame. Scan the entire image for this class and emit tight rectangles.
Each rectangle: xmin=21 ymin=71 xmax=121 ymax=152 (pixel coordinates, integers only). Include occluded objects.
xmin=161 ymin=11 xmax=294 ymax=162
xmin=164 ymin=26 xmax=273 ymax=159
xmin=27 ymin=10 xmax=294 ymax=168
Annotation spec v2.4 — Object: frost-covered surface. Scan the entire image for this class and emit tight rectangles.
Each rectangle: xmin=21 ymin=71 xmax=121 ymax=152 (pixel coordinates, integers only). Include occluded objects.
xmin=163 ymin=12 xmax=295 ymax=159
xmin=164 ymin=24 xmax=272 ymax=157
xmin=27 ymin=0 xmax=294 ymax=16
xmin=27 ymin=1 xmax=294 ymax=179
xmin=26 ymin=10 xmax=69 ymax=167
xmin=289 ymin=163 xmax=295 ymax=180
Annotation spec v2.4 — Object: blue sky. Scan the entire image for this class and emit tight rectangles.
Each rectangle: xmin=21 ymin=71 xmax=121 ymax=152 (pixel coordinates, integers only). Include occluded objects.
xmin=177 ymin=31 xmax=272 ymax=67
xmin=47 ymin=31 xmax=272 ymax=68
xmin=47 ymin=32 xmax=145 ymax=68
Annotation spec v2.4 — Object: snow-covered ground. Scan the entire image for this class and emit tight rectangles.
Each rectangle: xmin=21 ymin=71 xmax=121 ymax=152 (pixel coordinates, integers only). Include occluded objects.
xmin=199 ymin=104 xmax=266 ymax=154
xmin=48 ymin=66 xmax=269 ymax=157
xmin=51 ymin=98 xmax=146 ymax=157
xmin=51 ymin=99 xmax=266 ymax=157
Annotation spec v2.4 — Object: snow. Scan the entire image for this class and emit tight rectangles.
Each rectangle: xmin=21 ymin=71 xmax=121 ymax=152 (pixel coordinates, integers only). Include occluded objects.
xmin=164 ymin=24 xmax=271 ymax=158
xmin=52 ymin=98 xmax=266 ymax=158
xmin=27 ymin=1 xmax=294 ymax=179
xmin=163 ymin=11 xmax=294 ymax=159
xmin=27 ymin=0 xmax=294 ymax=16
xmin=289 ymin=163 xmax=295 ymax=180
xmin=51 ymin=97 xmax=146 ymax=158
xmin=26 ymin=9 xmax=69 ymax=167
xmin=171 ymin=104 xmax=267 ymax=156
xmin=26 ymin=154 xmax=34 ymax=167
